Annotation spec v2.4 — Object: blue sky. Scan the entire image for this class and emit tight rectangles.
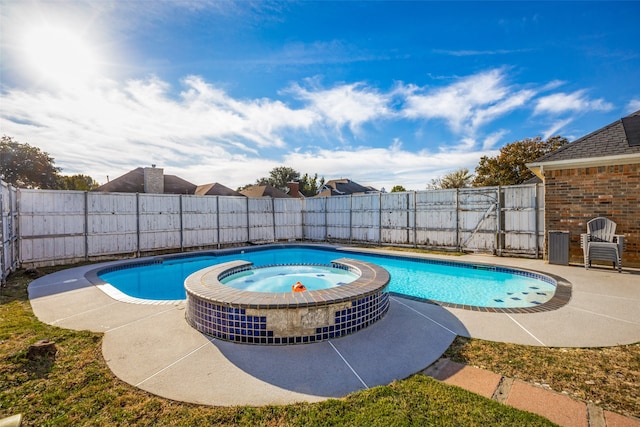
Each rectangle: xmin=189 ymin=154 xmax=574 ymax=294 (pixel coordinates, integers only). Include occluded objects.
xmin=1 ymin=1 xmax=639 ymax=191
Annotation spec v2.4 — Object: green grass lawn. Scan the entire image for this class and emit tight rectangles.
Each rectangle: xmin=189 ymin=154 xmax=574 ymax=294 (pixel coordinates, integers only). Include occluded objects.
xmin=2 ymin=264 xmax=636 ymax=426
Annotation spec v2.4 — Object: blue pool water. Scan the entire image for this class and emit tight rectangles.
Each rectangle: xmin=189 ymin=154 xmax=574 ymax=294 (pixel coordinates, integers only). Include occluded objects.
xmin=221 ymin=265 xmax=358 ymax=292
xmin=98 ymin=246 xmax=556 ymax=308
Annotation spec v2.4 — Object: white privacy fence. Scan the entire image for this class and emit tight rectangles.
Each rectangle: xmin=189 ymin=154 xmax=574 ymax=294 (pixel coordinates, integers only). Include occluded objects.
xmin=3 ymin=182 xmax=543 ymax=270
xmin=302 ymin=185 xmax=544 ymax=256
xmin=0 ymin=181 xmax=18 ymax=281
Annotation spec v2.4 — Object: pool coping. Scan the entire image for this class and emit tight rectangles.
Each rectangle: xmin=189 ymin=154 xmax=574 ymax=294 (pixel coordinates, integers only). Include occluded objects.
xmin=185 ymin=258 xmax=390 ymax=308
xmin=85 ymin=243 xmax=568 ymax=314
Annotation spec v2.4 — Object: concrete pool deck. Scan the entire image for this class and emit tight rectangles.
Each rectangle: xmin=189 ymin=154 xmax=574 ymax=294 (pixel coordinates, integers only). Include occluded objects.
xmin=27 ymin=246 xmax=640 ymax=407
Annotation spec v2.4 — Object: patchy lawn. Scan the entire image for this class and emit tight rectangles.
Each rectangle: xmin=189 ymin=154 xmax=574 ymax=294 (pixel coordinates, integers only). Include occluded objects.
xmin=444 ymin=336 xmax=639 ymax=418
xmin=2 ymin=264 xmax=637 ymax=425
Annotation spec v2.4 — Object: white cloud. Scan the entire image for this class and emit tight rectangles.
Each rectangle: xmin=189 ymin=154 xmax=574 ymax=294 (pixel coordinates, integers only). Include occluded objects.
xmin=287 ymin=81 xmax=391 ymax=135
xmin=542 ymin=118 xmax=574 ymax=140
xmin=433 ymin=48 xmax=534 ymax=56
xmin=482 ymin=130 xmax=509 ymax=150
xmin=0 ymin=75 xmax=319 ymax=184
xmin=283 ymin=142 xmax=489 ymax=191
xmin=1 ymin=66 xmax=622 ymax=191
xmin=534 ymin=90 xmax=613 ymax=115
xmin=627 ymin=98 xmax=640 ymax=113
xmin=401 ymin=69 xmax=533 ymax=140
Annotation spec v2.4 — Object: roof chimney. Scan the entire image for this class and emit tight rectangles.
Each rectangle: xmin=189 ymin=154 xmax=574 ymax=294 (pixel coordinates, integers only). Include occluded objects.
xmin=144 ymin=166 xmax=164 ymax=193
xmin=286 ymin=181 xmax=302 ymax=198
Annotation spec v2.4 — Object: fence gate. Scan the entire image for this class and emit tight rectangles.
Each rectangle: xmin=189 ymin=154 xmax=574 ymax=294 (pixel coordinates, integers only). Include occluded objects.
xmin=457 ymin=187 xmax=500 ymax=253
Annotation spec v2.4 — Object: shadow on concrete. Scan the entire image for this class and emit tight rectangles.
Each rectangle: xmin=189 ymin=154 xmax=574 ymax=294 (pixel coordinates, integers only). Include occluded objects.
xmin=210 ymin=297 xmax=469 ymax=397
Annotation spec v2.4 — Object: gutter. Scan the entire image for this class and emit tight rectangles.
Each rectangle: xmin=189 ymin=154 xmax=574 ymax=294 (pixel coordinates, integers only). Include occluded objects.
xmin=526 ymin=153 xmax=640 ymax=180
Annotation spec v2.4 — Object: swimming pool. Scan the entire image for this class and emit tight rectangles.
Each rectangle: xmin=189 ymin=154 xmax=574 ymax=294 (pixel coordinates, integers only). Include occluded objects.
xmin=95 ymin=245 xmax=560 ymax=310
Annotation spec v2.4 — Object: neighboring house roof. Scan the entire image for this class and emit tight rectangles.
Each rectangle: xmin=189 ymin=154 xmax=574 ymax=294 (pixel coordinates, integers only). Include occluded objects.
xmin=195 ymin=183 xmax=244 ymax=197
xmin=164 ymin=175 xmax=198 ymax=194
xmin=522 ymin=175 xmax=542 ymax=185
xmin=316 ymin=179 xmax=378 ymax=196
xmin=239 ymin=185 xmax=291 ymax=198
xmin=94 ymin=167 xmax=197 ymax=194
xmin=527 ymin=110 xmax=640 ymax=177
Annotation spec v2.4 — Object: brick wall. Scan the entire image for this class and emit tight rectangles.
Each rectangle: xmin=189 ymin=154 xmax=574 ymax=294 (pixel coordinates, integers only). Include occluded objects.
xmin=544 ymin=163 xmax=640 ymax=267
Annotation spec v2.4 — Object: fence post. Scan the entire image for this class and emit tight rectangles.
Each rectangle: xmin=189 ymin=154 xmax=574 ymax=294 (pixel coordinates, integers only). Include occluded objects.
xmin=136 ymin=193 xmax=141 ymax=258
xmin=246 ymin=196 xmax=250 ymax=243
xmin=271 ymin=197 xmax=276 ymax=242
xmin=179 ymin=194 xmax=184 ymax=252
xmin=11 ymin=186 xmax=18 ymax=269
xmin=0 ymin=183 xmax=4 ymax=282
xmin=455 ymin=188 xmax=460 ymax=251
xmin=378 ymin=192 xmax=382 ymax=246
xmin=349 ymin=195 xmax=353 ymax=244
xmin=216 ymin=196 xmax=220 ymax=249
xmin=497 ymin=186 xmax=503 ymax=257
xmin=324 ymin=197 xmax=328 ymax=241
xmin=534 ymin=184 xmax=540 ymax=258
xmin=413 ymin=191 xmax=417 ymax=248
xmin=405 ymin=192 xmax=410 ymax=245
xmin=84 ymin=191 xmax=89 ymax=261
xmin=301 ymin=198 xmax=306 ymax=241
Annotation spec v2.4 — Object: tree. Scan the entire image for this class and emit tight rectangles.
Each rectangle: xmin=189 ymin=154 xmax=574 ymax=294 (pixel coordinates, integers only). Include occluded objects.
xmin=248 ymin=166 xmax=326 ymax=196
xmin=390 ymin=185 xmax=406 ymax=192
xmin=472 ymin=136 xmax=568 ymax=187
xmin=58 ymin=174 xmax=100 ymax=191
xmin=299 ymin=173 xmax=325 ymax=197
xmin=0 ymin=136 xmax=61 ymax=188
xmin=256 ymin=166 xmax=300 ymax=191
xmin=427 ymin=168 xmax=473 ymax=190
xmin=441 ymin=168 xmax=473 ymax=189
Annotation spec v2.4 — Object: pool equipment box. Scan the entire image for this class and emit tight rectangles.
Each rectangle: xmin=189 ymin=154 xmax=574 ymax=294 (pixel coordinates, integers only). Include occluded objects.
xmin=548 ymin=231 xmax=569 ymax=265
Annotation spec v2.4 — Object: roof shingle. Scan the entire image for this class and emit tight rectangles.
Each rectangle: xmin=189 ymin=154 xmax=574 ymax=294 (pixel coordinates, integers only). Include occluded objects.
xmin=534 ymin=110 xmax=640 ymax=163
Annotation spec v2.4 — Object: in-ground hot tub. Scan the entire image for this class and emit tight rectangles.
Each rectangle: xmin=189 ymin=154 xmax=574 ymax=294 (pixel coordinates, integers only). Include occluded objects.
xmin=185 ymin=258 xmax=390 ymax=345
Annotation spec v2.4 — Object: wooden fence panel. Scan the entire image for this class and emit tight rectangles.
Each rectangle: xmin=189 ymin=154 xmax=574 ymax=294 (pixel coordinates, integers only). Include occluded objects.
xmin=381 ymin=192 xmax=413 ymax=244
xmin=182 ymin=195 xmax=219 ymax=248
xmin=0 ymin=182 xmax=17 ymax=280
xmin=325 ymin=196 xmax=351 ymax=240
xmin=87 ymin=193 xmax=137 ymax=256
xmin=302 ymin=197 xmax=326 ymax=240
xmin=248 ymin=198 xmax=274 ymax=242
xmin=19 ymin=190 xmax=86 ymax=263
xmin=138 ymin=194 xmax=181 ymax=251
xmin=218 ymin=196 xmax=248 ymax=244
xmin=351 ymin=194 xmax=380 ymax=243
xmin=275 ymin=198 xmax=303 ymax=240
xmin=415 ymin=190 xmax=457 ymax=247
xmin=502 ymin=184 xmax=541 ymax=255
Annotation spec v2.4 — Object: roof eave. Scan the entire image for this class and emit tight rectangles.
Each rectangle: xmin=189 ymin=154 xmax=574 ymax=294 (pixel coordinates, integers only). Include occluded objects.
xmin=527 ymin=153 xmax=640 ymax=176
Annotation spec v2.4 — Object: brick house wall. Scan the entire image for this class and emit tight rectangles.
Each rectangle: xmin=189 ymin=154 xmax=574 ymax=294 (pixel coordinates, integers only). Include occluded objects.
xmin=544 ymin=163 xmax=640 ymax=267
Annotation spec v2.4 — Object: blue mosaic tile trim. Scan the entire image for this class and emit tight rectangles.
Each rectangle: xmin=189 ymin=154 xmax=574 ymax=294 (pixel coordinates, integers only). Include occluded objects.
xmin=186 ymin=290 xmax=389 ymax=345
xmin=96 ymin=259 xmax=162 ymax=275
